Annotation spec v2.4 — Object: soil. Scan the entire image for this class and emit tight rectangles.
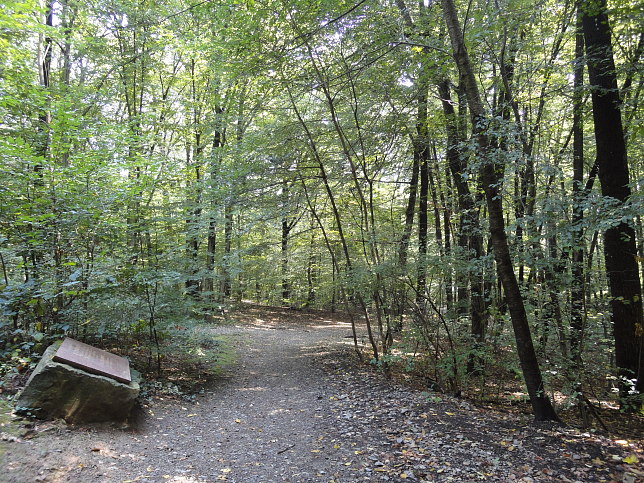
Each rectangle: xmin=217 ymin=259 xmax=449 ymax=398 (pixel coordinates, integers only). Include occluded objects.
xmin=1 ymin=305 xmax=642 ymax=482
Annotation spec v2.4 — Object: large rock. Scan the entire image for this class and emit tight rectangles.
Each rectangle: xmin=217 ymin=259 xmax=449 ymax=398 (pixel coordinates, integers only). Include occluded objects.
xmin=14 ymin=341 xmax=140 ymax=423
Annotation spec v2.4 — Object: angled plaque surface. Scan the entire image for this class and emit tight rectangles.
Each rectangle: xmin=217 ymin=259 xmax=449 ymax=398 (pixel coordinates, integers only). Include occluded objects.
xmin=53 ymin=338 xmax=132 ymax=384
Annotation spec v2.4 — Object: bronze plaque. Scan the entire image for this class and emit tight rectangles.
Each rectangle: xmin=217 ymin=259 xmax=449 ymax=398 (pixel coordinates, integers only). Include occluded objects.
xmin=53 ymin=338 xmax=132 ymax=384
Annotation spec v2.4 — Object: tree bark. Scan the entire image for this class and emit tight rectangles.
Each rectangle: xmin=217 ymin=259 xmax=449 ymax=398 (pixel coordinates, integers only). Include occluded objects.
xmin=441 ymin=0 xmax=559 ymax=421
xmin=221 ymin=207 xmax=233 ymax=300
xmin=399 ymin=151 xmax=420 ymax=267
xmin=439 ymin=80 xmax=487 ymax=373
xmin=185 ymin=59 xmax=204 ymax=298
xmin=570 ymin=10 xmax=585 ymax=364
xmin=204 ymin=107 xmax=225 ymax=299
xmin=582 ymin=0 xmax=644 ymax=396
xmin=280 ymin=180 xmax=298 ymax=304
xmin=416 ymin=88 xmax=430 ymax=302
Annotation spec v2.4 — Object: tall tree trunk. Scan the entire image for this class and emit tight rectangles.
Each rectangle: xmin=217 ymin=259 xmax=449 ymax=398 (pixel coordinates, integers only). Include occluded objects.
xmin=399 ymin=155 xmax=420 ymax=267
xmin=280 ymin=180 xmax=296 ymax=304
xmin=439 ymin=80 xmax=468 ymax=316
xmin=36 ymin=0 xmax=53 ymax=167
xmin=416 ymin=88 xmax=430 ymax=302
xmin=428 ymin=146 xmax=443 ymax=257
xmin=570 ymin=10 xmax=586 ymax=364
xmin=441 ymin=0 xmax=559 ymax=421
xmin=441 ymin=159 xmax=453 ymax=308
xmin=582 ymin=0 xmax=644 ymax=396
xmin=281 ymin=218 xmax=290 ymax=303
xmin=439 ymin=80 xmax=487 ymax=374
xmin=204 ymin=107 xmax=225 ymax=300
xmin=185 ymin=60 xmax=204 ymax=298
xmin=287 ymin=81 xmax=380 ymax=361
xmin=221 ymin=207 xmax=233 ymax=300
xmin=306 ymin=214 xmax=318 ymax=307
xmin=185 ymin=145 xmax=203 ymax=298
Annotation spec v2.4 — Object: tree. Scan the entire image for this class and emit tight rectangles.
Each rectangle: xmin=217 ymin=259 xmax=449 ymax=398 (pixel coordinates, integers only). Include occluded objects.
xmin=440 ymin=0 xmax=560 ymax=421
xmin=581 ymin=0 xmax=644 ymax=398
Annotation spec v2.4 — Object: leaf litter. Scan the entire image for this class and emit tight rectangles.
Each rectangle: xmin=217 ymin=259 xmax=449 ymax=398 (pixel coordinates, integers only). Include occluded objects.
xmin=0 ymin=305 xmax=641 ymax=482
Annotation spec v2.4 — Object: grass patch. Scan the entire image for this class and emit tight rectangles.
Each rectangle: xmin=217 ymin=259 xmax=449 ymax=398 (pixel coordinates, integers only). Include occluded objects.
xmin=133 ymin=321 xmax=246 ymax=399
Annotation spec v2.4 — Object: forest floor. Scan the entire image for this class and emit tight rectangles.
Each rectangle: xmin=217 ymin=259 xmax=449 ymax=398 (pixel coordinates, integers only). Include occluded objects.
xmin=1 ymin=305 xmax=643 ymax=482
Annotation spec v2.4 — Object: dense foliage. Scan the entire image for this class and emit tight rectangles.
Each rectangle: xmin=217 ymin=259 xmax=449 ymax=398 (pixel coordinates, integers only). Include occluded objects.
xmin=1 ymin=0 xmax=642 ymax=420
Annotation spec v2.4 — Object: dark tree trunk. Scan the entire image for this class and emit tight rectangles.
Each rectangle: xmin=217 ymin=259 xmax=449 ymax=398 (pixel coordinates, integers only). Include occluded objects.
xmin=439 ymin=80 xmax=469 ymax=316
xmin=221 ymin=207 xmax=233 ymax=300
xmin=416 ymin=85 xmax=430 ymax=302
xmin=439 ymin=80 xmax=487 ymax=374
xmin=36 ymin=0 xmax=53 ymax=166
xmin=185 ymin=59 xmax=204 ymax=298
xmin=185 ymin=146 xmax=202 ymax=298
xmin=442 ymin=0 xmax=559 ymax=421
xmin=582 ymin=0 xmax=644 ymax=396
xmin=281 ymin=217 xmax=290 ymax=303
xmin=306 ymin=215 xmax=318 ymax=306
xmin=204 ymin=108 xmax=225 ymax=299
xmin=480 ymin=159 xmax=559 ymax=421
xmin=279 ymin=178 xmax=299 ymax=305
xmin=428 ymin=147 xmax=443 ymax=257
xmin=570 ymin=11 xmax=585 ymax=363
xmin=417 ymin=140 xmax=429 ymax=302
xmin=399 ymin=152 xmax=420 ymax=267
xmin=441 ymin=161 xmax=453 ymax=308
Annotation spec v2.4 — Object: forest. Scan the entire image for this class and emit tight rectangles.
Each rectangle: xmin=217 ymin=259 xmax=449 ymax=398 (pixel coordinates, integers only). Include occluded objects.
xmin=0 ymin=0 xmax=642 ymax=425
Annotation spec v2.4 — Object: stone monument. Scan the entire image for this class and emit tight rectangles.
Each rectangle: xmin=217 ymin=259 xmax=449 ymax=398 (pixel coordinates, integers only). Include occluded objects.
xmin=14 ymin=338 xmax=140 ymax=423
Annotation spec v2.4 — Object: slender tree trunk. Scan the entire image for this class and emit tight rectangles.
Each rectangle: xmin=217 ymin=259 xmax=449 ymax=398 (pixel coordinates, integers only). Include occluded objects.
xmin=428 ymin=146 xmax=443 ymax=257
xmin=582 ymin=0 xmax=644 ymax=396
xmin=280 ymin=180 xmax=295 ymax=304
xmin=306 ymin=214 xmax=318 ymax=306
xmin=439 ymin=80 xmax=468 ymax=316
xmin=281 ymin=216 xmax=290 ymax=303
xmin=442 ymin=163 xmax=453 ymax=308
xmin=570 ymin=11 xmax=585 ymax=364
xmin=286 ymin=82 xmax=380 ymax=361
xmin=204 ymin=107 xmax=225 ymax=299
xmin=185 ymin=145 xmax=203 ymax=298
xmin=416 ymin=89 xmax=430 ymax=302
xmin=221 ymin=207 xmax=233 ymax=300
xmin=36 ymin=0 xmax=53 ymax=167
xmin=399 ymin=155 xmax=419 ymax=267
xmin=439 ymin=80 xmax=487 ymax=373
xmin=185 ymin=59 xmax=204 ymax=298
xmin=442 ymin=0 xmax=559 ymax=421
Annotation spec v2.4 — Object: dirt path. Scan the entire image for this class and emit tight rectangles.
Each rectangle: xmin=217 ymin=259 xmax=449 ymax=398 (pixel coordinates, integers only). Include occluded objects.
xmin=1 ymin=308 xmax=642 ymax=482
xmin=2 ymin=312 xmax=358 ymax=482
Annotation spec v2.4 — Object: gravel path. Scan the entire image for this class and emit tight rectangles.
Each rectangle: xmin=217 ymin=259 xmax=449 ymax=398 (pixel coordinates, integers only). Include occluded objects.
xmin=1 ymin=307 xmax=642 ymax=482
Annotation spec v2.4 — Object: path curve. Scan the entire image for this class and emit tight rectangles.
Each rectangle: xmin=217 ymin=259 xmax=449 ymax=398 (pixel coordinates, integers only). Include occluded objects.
xmin=3 ymin=311 xmax=362 ymax=482
xmin=1 ymin=307 xmax=640 ymax=482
